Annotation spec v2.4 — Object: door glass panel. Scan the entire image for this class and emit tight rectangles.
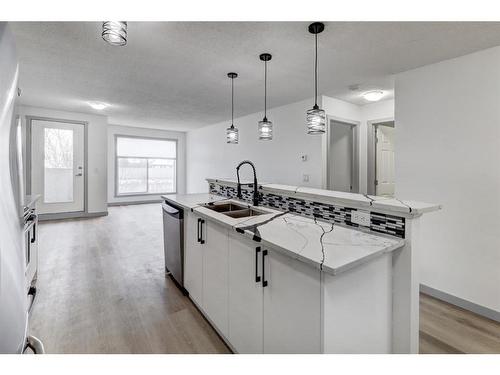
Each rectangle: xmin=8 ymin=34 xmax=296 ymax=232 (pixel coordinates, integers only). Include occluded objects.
xmin=117 ymin=157 xmax=148 ymax=194
xmin=148 ymin=158 xmax=176 ymax=193
xmin=44 ymin=128 xmax=74 ymax=203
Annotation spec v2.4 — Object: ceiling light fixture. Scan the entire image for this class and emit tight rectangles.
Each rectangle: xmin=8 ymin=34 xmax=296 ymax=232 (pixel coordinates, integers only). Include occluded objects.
xmin=306 ymin=22 xmax=326 ymax=135
xmin=102 ymin=21 xmax=127 ymax=46
xmin=88 ymin=102 xmax=108 ymax=110
xmin=362 ymin=90 xmax=385 ymax=102
xmin=258 ymin=53 xmax=273 ymax=141
xmin=226 ymin=72 xmax=239 ymax=144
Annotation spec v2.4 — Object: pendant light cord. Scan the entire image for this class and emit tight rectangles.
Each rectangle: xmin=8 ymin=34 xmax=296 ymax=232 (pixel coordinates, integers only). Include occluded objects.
xmin=231 ymin=76 xmax=234 ymax=127
xmin=264 ymin=60 xmax=267 ymax=120
xmin=314 ymin=32 xmax=318 ymax=108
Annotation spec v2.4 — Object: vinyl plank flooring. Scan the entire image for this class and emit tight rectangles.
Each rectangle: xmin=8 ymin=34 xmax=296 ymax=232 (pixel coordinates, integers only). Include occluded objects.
xmin=31 ymin=204 xmax=230 ymax=354
xmin=419 ymin=293 xmax=500 ymax=354
xmin=31 ymin=204 xmax=499 ymax=354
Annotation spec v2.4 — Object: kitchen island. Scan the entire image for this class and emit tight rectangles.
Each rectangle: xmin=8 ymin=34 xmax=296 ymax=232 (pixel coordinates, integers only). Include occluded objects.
xmin=162 ymin=180 xmax=440 ymax=354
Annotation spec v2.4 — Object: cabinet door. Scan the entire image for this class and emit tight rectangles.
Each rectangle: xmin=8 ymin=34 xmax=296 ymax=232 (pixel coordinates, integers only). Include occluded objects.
xmin=228 ymin=233 xmax=263 ymax=353
xmin=184 ymin=211 xmax=203 ymax=306
xmin=263 ymin=249 xmax=322 ymax=353
xmin=202 ymin=220 xmax=230 ymax=337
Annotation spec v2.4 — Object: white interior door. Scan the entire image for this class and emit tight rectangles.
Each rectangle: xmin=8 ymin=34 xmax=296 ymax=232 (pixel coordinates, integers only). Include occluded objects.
xmin=31 ymin=120 xmax=85 ymax=214
xmin=375 ymin=125 xmax=395 ymax=197
xmin=329 ymin=121 xmax=354 ymax=192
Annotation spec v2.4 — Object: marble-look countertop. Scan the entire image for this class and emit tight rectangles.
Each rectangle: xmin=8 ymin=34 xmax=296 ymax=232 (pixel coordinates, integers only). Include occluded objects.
xmin=163 ymin=194 xmax=405 ymax=275
xmin=206 ymin=178 xmax=441 ymax=217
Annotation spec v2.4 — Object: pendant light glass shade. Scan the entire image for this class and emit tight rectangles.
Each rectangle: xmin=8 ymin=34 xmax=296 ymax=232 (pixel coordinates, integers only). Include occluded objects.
xmin=226 ymin=125 xmax=239 ymax=144
xmin=306 ymin=22 xmax=326 ymax=135
xmin=306 ymin=107 xmax=326 ymax=134
xmin=258 ymin=119 xmax=273 ymax=140
xmin=258 ymin=53 xmax=273 ymax=140
xmin=226 ymin=72 xmax=239 ymax=144
xmin=102 ymin=21 xmax=127 ymax=46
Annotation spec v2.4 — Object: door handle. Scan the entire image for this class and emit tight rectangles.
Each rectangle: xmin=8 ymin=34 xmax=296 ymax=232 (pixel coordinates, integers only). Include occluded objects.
xmin=262 ymin=249 xmax=268 ymax=287
xmin=197 ymin=218 xmax=201 ymax=243
xmin=23 ymin=335 xmax=45 ymax=354
xmin=75 ymin=173 xmax=83 ymax=177
xmin=30 ymin=222 xmax=36 ymax=243
xmin=255 ymin=247 xmax=261 ymax=283
xmin=27 ymin=286 xmax=37 ymax=314
xmin=200 ymin=219 xmax=205 ymax=244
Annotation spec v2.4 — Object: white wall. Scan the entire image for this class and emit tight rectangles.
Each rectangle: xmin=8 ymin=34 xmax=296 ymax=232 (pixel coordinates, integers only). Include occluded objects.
xmin=108 ymin=124 xmax=186 ymax=204
xmin=187 ymin=98 xmax=325 ymax=193
xmin=16 ymin=105 xmax=108 ymax=214
xmin=187 ymin=95 xmax=394 ymax=195
xmin=395 ymin=47 xmax=500 ymax=312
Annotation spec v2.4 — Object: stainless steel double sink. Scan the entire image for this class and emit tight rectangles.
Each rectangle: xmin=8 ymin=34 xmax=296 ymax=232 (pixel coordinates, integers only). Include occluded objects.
xmin=205 ymin=202 xmax=266 ymax=218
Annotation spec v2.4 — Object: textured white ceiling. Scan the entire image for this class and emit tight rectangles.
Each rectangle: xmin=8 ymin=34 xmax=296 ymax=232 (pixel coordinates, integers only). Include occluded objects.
xmin=11 ymin=21 xmax=500 ymax=131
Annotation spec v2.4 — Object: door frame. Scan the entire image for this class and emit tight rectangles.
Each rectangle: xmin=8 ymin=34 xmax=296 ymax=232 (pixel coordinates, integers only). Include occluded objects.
xmin=322 ymin=116 xmax=360 ymax=193
xmin=367 ymin=118 xmax=394 ymax=196
xmin=26 ymin=116 xmax=88 ymax=219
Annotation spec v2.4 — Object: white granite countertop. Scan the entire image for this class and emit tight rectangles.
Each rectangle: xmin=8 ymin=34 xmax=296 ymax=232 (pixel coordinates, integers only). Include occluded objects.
xmin=163 ymin=194 xmax=405 ymax=275
xmin=207 ymin=178 xmax=441 ymax=217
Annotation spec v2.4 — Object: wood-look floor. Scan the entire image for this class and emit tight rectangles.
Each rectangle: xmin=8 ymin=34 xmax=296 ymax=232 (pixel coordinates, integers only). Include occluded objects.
xmin=31 ymin=204 xmax=500 ymax=354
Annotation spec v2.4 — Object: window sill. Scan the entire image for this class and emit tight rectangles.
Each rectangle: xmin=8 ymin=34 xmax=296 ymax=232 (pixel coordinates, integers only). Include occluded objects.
xmin=115 ymin=192 xmax=176 ymax=198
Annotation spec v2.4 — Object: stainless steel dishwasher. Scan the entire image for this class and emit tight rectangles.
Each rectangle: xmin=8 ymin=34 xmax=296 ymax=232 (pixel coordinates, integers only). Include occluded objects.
xmin=162 ymin=201 xmax=185 ymax=293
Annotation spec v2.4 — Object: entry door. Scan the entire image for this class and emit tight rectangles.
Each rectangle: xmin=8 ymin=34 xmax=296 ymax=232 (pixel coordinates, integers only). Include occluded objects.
xmin=31 ymin=120 xmax=85 ymax=214
xmin=375 ymin=125 xmax=395 ymax=197
xmin=329 ymin=121 xmax=354 ymax=192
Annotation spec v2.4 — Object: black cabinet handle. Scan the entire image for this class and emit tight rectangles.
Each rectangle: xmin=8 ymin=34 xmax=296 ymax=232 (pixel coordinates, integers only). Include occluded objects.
xmin=200 ymin=219 xmax=205 ymax=244
xmin=255 ymin=247 xmax=261 ymax=283
xmin=31 ymin=222 xmax=36 ymax=244
xmin=262 ymin=249 xmax=268 ymax=287
xmin=197 ymin=218 xmax=201 ymax=243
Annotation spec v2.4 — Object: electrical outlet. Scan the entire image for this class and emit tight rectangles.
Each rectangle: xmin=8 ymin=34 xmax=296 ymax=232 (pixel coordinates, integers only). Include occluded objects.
xmin=302 ymin=174 xmax=309 ymax=182
xmin=351 ymin=210 xmax=371 ymax=227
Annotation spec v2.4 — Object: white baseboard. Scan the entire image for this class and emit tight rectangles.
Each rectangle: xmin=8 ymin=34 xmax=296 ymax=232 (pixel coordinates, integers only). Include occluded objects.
xmin=108 ymin=199 xmax=162 ymax=206
xmin=39 ymin=211 xmax=108 ymax=221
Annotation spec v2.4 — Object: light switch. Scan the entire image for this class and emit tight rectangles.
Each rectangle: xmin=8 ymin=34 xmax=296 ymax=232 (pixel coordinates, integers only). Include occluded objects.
xmin=301 ymin=154 xmax=308 ymax=162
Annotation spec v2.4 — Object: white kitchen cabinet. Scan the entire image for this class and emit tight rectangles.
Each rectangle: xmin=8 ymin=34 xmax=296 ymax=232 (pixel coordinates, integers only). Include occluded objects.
xmin=228 ymin=233 xmax=264 ymax=353
xmin=263 ymin=249 xmax=322 ymax=354
xmin=202 ymin=219 xmax=230 ymax=338
xmin=183 ymin=211 xmax=321 ymax=353
xmin=183 ymin=211 xmax=203 ymax=306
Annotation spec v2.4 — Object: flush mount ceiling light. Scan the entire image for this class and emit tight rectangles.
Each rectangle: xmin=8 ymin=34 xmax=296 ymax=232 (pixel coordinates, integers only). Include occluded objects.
xmin=258 ymin=53 xmax=273 ymax=141
xmin=226 ymin=72 xmax=239 ymax=144
xmin=88 ymin=101 xmax=109 ymax=110
xmin=102 ymin=21 xmax=127 ymax=46
xmin=363 ymin=90 xmax=385 ymax=102
xmin=306 ymin=22 xmax=326 ymax=135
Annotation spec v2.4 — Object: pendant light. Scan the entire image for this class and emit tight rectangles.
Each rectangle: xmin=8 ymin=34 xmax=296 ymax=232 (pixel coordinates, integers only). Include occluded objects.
xmin=258 ymin=53 xmax=273 ymax=140
xmin=102 ymin=22 xmax=128 ymax=46
xmin=306 ymin=22 xmax=326 ymax=135
xmin=226 ymin=72 xmax=239 ymax=144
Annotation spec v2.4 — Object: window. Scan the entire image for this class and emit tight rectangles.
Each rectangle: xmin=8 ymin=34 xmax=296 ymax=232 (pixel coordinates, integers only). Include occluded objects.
xmin=115 ymin=136 xmax=177 ymax=196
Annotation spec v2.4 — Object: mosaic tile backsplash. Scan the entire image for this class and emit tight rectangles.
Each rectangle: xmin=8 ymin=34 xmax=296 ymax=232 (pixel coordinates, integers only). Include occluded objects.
xmin=209 ymin=182 xmax=406 ymax=239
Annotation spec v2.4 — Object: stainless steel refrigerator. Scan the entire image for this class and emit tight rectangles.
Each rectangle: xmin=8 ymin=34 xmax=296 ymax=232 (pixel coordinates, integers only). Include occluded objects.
xmin=0 ymin=22 xmax=44 ymax=354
